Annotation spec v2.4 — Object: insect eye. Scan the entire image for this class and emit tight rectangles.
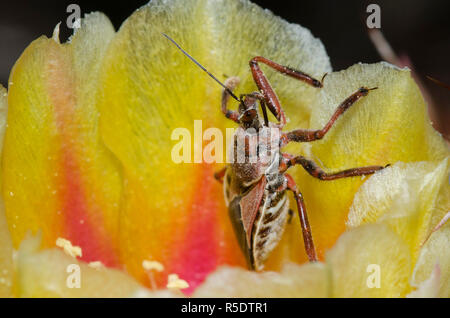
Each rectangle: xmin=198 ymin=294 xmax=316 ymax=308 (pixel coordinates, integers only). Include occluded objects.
xmin=243 ymin=109 xmax=257 ymax=119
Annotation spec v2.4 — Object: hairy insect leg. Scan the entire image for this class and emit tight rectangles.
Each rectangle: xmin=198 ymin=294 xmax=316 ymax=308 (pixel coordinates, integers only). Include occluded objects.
xmin=221 ymin=77 xmax=241 ymax=123
xmin=285 ymin=173 xmax=318 ymax=262
xmin=249 ymin=56 xmax=324 ymax=126
xmin=214 ymin=167 xmax=227 ymax=184
xmin=280 ymin=153 xmax=386 ymax=180
xmin=282 ymin=87 xmax=377 ymax=144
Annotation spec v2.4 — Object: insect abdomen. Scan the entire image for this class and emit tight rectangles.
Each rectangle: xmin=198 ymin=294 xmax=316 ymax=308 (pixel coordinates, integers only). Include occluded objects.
xmin=252 ymin=190 xmax=289 ymax=270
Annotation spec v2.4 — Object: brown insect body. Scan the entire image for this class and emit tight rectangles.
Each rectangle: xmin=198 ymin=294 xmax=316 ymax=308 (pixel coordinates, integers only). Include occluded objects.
xmin=223 ymin=117 xmax=290 ymax=270
xmin=164 ymin=34 xmax=387 ymax=271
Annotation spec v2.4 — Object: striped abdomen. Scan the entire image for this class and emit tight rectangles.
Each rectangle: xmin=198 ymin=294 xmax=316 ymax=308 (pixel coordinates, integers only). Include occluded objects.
xmin=251 ymin=188 xmax=289 ymax=270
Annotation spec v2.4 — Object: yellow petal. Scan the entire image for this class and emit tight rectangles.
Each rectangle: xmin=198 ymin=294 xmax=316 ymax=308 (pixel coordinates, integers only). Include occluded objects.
xmin=0 ymin=85 xmax=13 ymax=297
xmin=3 ymin=13 xmax=122 ymax=266
xmin=289 ymin=63 xmax=449 ymax=260
xmin=193 ymin=262 xmax=329 ymax=297
xmin=326 ymin=224 xmax=412 ymax=297
xmin=410 ymin=221 xmax=450 ymax=297
xmin=348 ymin=159 xmax=449 ymax=261
xmin=97 ymin=0 xmax=330 ymax=291
xmin=0 ymin=84 xmax=7 ymax=180
xmin=430 ymin=175 xmax=450 ymax=233
xmin=14 ymin=234 xmax=179 ymax=298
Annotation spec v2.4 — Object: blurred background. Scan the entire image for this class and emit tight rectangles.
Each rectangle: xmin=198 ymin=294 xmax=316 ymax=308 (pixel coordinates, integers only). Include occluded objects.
xmin=0 ymin=0 xmax=448 ymax=137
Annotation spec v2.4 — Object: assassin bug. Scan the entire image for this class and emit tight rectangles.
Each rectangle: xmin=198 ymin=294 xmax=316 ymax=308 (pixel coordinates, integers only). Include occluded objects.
xmin=164 ymin=34 xmax=387 ymax=270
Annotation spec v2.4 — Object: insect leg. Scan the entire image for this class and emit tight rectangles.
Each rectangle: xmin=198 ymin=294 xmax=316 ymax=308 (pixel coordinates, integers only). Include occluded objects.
xmin=222 ymin=77 xmax=241 ymax=123
xmin=249 ymin=56 xmax=324 ymax=126
xmin=214 ymin=167 xmax=227 ymax=184
xmin=282 ymin=87 xmax=377 ymax=144
xmin=285 ymin=173 xmax=318 ymax=262
xmin=280 ymin=153 xmax=386 ymax=180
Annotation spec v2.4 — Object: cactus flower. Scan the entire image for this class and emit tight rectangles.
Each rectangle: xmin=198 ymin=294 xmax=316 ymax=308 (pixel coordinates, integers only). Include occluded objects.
xmin=0 ymin=0 xmax=448 ymax=297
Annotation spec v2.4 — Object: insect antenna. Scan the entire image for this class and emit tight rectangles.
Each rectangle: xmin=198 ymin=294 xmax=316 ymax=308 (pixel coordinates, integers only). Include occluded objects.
xmin=426 ymin=76 xmax=450 ymax=91
xmin=162 ymin=33 xmax=240 ymax=102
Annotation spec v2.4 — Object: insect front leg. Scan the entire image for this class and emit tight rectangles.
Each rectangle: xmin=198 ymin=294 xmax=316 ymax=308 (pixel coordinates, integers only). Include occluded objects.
xmin=280 ymin=153 xmax=386 ymax=180
xmin=249 ymin=56 xmax=324 ymax=126
xmin=222 ymin=77 xmax=241 ymax=123
xmin=281 ymin=87 xmax=377 ymax=144
xmin=285 ymin=173 xmax=317 ymax=262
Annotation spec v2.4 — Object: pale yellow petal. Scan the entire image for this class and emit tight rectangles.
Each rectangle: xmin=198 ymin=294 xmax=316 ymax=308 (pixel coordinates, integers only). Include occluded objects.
xmin=0 ymin=202 xmax=13 ymax=297
xmin=327 ymin=224 xmax=412 ymax=297
xmin=410 ymin=222 xmax=450 ymax=298
xmin=347 ymin=160 xmax=449 ymax=261
xmin=193 ymin=262 xmax=329 ymax=297
xmin=14 ymin=235 xmax=178 ymax=298
xmin=407 ymin=264 xmax=440 ymax=298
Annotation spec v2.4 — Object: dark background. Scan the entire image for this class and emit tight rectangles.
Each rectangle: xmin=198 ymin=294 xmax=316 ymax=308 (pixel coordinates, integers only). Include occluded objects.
xmin=0 ymin=0 xmax=449 ymax=136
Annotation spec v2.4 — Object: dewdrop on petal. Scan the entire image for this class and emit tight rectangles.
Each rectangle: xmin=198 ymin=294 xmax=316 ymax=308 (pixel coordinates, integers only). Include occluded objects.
xmin=167 ymin=274 xmax=189 ymax=290
xmin=55 ymin=237 xmax=82 ymax=258
xmin=142 ymin=260 xmax=164 ymax=272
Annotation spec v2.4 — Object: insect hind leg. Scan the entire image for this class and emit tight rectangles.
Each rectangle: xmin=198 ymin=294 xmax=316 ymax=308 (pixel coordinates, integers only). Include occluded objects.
xmin=285 ymin=173 xmax=317 ymax=262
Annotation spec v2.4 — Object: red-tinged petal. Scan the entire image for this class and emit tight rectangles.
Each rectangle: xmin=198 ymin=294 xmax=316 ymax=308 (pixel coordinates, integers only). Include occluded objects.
xmin=2 ymin=14 xmax=121 ymax=267
xmin=97 ymin=0 xmax=330 ymax=292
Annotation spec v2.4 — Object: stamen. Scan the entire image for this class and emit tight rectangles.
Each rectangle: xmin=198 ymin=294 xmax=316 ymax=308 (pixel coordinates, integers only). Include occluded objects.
xmin=166 ymin=273 xmax=189 ymax=290
xmin=55 ymin=237 xmax=82 ymax=258
xmin=142 ymin=260 xmax=164 ymax=272
xmin=88 ymin=261 xmax=104 ymax=270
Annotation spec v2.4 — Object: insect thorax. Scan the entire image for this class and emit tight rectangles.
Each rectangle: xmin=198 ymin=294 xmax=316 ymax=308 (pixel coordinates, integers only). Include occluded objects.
xmin=228 ymin=126 xmax=281 ymax=185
